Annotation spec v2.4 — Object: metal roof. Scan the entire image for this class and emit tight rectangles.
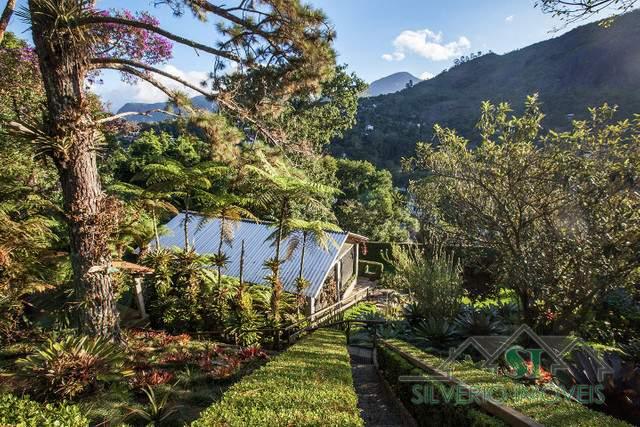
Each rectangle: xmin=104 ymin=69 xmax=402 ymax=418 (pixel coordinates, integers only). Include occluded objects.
xmin=153 ymin=213 xmax=350 ymax=299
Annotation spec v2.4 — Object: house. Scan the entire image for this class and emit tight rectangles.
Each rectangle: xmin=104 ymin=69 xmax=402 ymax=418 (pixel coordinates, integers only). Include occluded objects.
xmin=153 ymin=213 xmax=368 ymax=314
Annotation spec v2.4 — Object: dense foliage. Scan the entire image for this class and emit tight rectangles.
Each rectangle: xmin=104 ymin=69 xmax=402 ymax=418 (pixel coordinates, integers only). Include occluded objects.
xmin=14 ymin=335 xmax=132 ymax=400
xmin=383 ymin=244 xmax=463 ymax=321
xmin=142 ymin=249 xmax=299 ymax=345
xmin=331 ymin=11 xmax=640 ymax=183
xmin=194 ymin=329 xmax=363 ymax=427
xmin=0 ymin=393 xmax=88 ymax=427
xmin=407 ymin=96 xmax=640 ymax=331
xmin=378 ymin=339 xmax=630 ymax=427
xmin=332 ymin=158 xmax=416 ymax=241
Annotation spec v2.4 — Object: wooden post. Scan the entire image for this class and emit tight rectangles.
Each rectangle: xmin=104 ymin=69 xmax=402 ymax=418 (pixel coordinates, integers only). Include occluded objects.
xmin=134 ymin=277 xmax=147 ymax=319
xmin=354 ymin=243 xmax=360 ymax=278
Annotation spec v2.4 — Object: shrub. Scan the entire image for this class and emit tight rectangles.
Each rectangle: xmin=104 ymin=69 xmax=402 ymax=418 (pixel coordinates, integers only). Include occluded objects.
xmin=412 ymin=317 xmax=457 ymax=351
xmin=376 ymin=345 xmax=504 ymax=427
xmin=384 ymin=243 xmax=463 ymax=321
xmin=193 ymin=329 xmax=363 ymax=426
xmin=343 ymin=302 xmax=380 ymax=321
xmin=379 ymin=339 xmax=630 ymax=426
xmin=15 ymin=335 xmax=133 ymax=400
xmin=143 ymin=249 xmax=217 ymax=332
xmin=454 ymin=306 xmax=507 ymax=337
xmin=0 ymin=393 xmax=88 ymax=426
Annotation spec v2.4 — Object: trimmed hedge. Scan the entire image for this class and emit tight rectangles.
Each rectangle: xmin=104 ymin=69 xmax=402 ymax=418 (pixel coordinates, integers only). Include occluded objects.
xmin=377 ymin=344 xmax=505 ymax=427
xmin=379 ymin=339 xmax=630 ymax=427
xmin=194 ymin=329 xmax=363 ymax=426
xmin=0 ymin=393 xmax=88 ymax=427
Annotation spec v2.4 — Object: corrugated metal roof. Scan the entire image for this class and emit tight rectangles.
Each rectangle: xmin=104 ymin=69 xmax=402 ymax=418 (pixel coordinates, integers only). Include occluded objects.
xmin=152 ymin=213 xmax=348 ymax=299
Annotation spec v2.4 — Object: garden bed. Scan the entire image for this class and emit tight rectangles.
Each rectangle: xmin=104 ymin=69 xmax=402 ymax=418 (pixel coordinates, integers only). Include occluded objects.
xmin=377 ymin=338 xmax=630 ymax=427
xmin=0 ymin=329 xmax=270 ymax=426
xmin=194 ymin=329 xmax=364 ymax=426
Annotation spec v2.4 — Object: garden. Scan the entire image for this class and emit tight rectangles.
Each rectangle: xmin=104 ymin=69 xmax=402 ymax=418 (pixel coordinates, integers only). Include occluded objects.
xmin=1 ymin=0 xmax=640 ymax=426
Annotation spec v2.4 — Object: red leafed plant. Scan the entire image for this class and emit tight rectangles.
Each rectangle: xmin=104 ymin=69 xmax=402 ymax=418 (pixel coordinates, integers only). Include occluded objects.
xmin=211 ymin=356 xmax=242 ymax=380
xmin=160 ymin=349 xmax=193 ymax=365
xmin=197 ymin=348 xmax=223 ymax=372
xmin=238 ymin=346 xmax=268 ymax=361
xmin=524 ymin=360 xmax=554 ymax=385
xmin=132 ymin=368 xmax=175 ymax=388
xmin=127 ymin=330 xmax=191 ymax=347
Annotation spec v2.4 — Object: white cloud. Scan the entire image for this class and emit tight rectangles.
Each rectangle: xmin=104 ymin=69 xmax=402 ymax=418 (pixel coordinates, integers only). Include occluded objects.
xmin=419 ymin=71 xmax=434 ymax=80
xmin=382 ymin=52 xmax=405 ymax=62
xmin=384 ymin=29 xmax=471 ymax=62
xmin=505 ymin=15 xmax=514 ymax=23
xmin=91 ymin=64 xmax=209 ymax=111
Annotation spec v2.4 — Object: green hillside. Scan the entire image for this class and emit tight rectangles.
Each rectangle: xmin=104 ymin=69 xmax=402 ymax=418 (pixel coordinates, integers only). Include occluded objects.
xmin=331 ymin=10 xmax=640 ymax=183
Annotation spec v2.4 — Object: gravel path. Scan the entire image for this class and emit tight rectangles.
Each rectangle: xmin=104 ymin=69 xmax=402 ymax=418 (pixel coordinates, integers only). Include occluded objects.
xmin=349 ymin=346 xmax=404 ymax=427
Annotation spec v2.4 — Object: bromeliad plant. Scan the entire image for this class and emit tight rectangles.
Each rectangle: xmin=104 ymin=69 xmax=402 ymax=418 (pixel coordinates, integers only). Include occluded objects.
xmin=14 ymin=335 xmax=133 ymax=400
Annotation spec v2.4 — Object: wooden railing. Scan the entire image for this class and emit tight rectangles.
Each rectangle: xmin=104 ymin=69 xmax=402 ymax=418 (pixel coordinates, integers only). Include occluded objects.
xmin=283 ymin=285 xmax=372 ymax=343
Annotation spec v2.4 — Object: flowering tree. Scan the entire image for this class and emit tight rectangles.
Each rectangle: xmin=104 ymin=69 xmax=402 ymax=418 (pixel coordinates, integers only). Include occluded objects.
xmin=4 ymin=0 xmax=335 ymax=339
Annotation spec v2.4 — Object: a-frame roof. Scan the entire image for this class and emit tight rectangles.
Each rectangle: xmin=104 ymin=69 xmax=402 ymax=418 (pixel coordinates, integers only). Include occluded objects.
xmin=154 ymin=213 xmax=355 ymax=298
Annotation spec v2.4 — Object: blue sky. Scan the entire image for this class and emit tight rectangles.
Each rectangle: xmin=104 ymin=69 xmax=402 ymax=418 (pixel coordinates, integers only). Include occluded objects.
xmin=8 ymin=1 xmax=609 ymax=110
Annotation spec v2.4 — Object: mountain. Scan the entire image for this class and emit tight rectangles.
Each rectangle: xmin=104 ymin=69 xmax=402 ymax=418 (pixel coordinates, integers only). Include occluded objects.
xmin=116 ymin=95 xmax=217 ymax=123
xmin=332 ymin=10 xmax=640 ymax=183
xmin=364 ymin=72 xmax=422 ymax=97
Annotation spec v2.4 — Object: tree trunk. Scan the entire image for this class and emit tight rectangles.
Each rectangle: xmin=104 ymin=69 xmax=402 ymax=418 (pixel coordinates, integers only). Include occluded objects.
xmin=30 ymin=1 xmax=120 ymax=339
xmin=218 ymin=217 xmax=225 ymax=287
xmin=272 ymin=198 xmax=288 ymax=322
xmin=183 ymin=203 xmax=190 ymax=251
xmin=298 ymin=231 xmax=308 ymax=280
xmin=152 ymin=209 xmax=160 ymax=250
xmin=0 ymin=0 xmax=16 ymax=45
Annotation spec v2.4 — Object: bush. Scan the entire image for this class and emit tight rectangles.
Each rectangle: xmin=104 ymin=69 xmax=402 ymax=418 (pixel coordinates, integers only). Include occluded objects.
xmin=379 ymin=339 xmax=630 ymax=426
xmin=384 ymin=244 xmax=463 ymax=321
xmin=0 ymin=393 xmax=88 ymax=426
xmin=15 ymin=335 xmax=133 ymax=400
xmin=193 ymin=329 xmax=363 ymax=426
xmin=143 ymin=249 xmax=217 ymax=332
xmin=454 ymin=306 xmax=508 ymax=337
xmin=376 ymin=343 xmax=504 ymax=426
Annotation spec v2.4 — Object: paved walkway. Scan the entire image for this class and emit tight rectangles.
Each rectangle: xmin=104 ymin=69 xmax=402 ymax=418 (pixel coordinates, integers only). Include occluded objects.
xmin=349 ymin=346 xmax=404 ymax=427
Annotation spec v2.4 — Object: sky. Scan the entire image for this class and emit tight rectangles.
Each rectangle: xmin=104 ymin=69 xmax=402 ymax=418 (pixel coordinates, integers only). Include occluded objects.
xmin=8 ymin=1 xmax=611 ymax=111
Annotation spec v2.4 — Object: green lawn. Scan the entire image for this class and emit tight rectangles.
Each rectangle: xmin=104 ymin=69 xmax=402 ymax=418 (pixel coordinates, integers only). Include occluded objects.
xmin=194 ymin=329 xmax=363 ymax=427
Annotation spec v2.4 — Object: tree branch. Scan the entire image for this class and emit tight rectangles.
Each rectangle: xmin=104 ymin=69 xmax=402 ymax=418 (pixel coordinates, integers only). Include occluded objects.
xmin=184 ymin=1 xmax=277 ymax=41
xmin=96 ymin=63 xmax=196 ymax=115
xmin=97 ymin=109 xmax=181 ymax=123
xmin=76 ymin=15 xmax=242 ymax=63
xmin=92 ymin=59 xmax=283 ymax=147
xmin=91 ymin=57 xmax=217 ymax=98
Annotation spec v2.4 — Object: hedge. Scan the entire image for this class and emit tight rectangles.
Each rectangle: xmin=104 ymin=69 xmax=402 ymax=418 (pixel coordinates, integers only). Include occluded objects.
xmin=379 ymin=339 xmax=630 ymax=427
xmin=0 ymin=393 xmax=89 ymax=427
xmin=194 ymin=329 xmax=363 ymax=427
xmin=376 ymin=344 xmax=505 ymax=427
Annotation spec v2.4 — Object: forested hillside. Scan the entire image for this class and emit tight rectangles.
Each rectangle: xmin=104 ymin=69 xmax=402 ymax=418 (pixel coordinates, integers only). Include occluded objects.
xmin=331 ymin=10 xmax=640 ymax=182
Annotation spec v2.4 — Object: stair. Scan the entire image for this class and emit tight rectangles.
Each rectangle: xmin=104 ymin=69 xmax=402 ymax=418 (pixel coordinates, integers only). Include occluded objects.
xmin=349 ymin=346 xmax=403 ymax=427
